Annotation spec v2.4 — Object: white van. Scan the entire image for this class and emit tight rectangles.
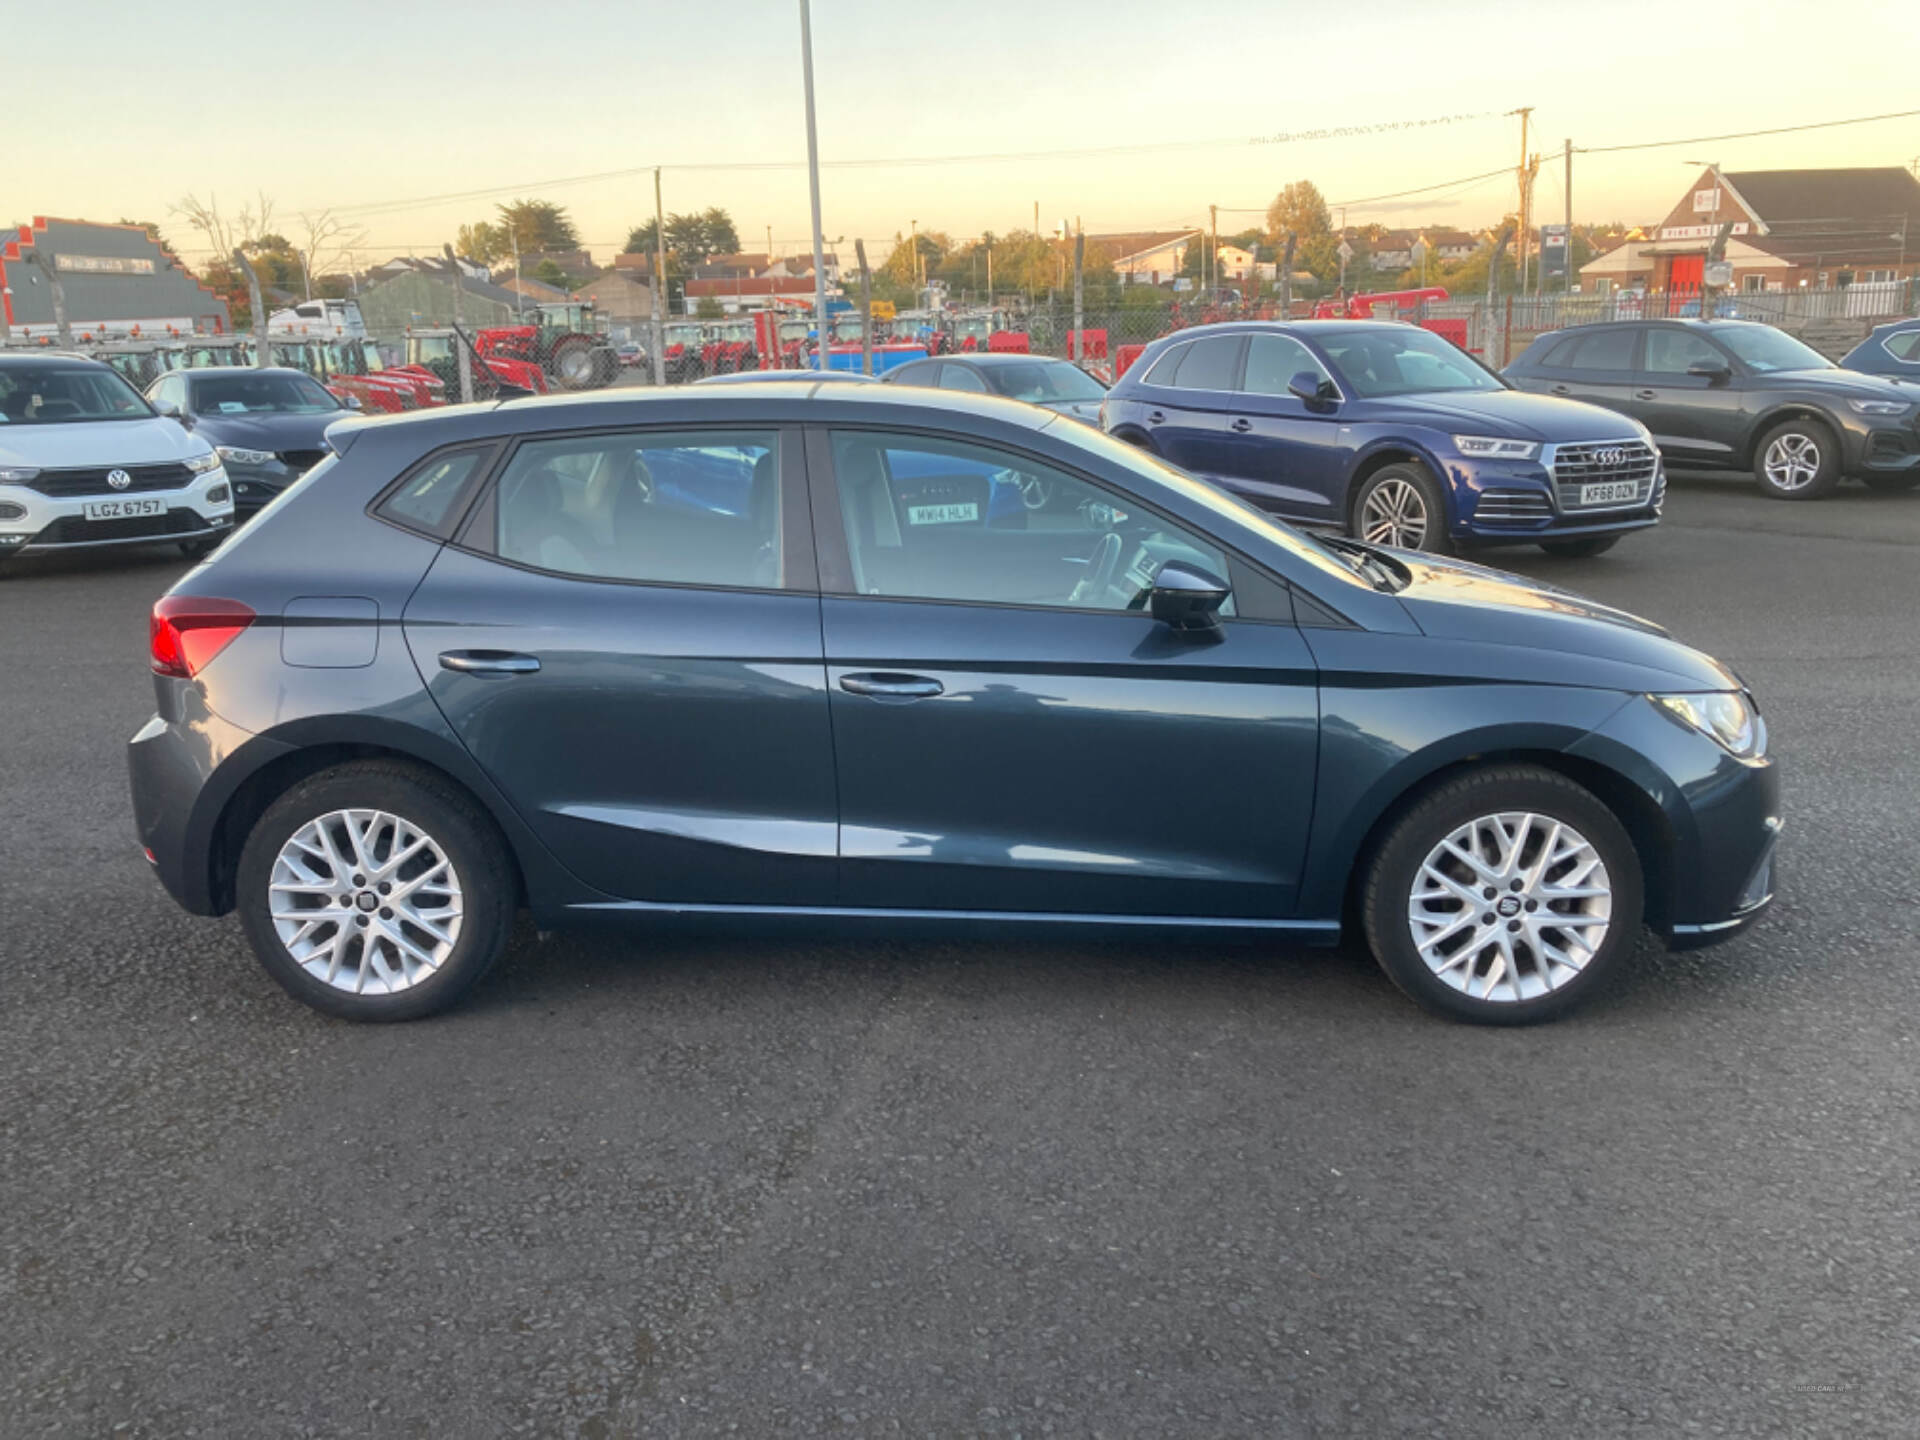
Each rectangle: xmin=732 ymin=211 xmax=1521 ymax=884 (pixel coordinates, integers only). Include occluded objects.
xmin=266 ymin=298 xmax=367 ymax=340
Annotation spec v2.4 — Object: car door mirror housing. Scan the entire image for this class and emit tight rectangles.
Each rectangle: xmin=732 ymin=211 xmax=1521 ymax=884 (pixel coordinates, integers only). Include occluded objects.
xmin=156 ymin=400 xmax=185 ymax=422
xmin=1149 ymin=561 xmax=1231 ymax=635
xmin=1686 ymin=361 xmax=1732 ymax=384
xmin=1289 ymin=371 xmax=1336 ymax=406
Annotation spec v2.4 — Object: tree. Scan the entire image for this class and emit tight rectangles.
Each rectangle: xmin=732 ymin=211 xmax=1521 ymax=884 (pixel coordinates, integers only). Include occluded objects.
xmin=694 ymin=296 xmax=724 ymax=319
xmin=494 ymin=198 xmax=580 ymax=253
xmin=457 ymin=221 xmax=505 ymax=265
xmin=1265 ymin=181 xmax=1333 ymax=246
xmin=533 ymin=258 xmax=575 ymax=292
xmin=171 ymin=191 xmax=277 ymax=328
xmin=294 ymin=209 xmax=368 ymax=293
xmin=879 ymin=230 xmax=951 ymax=289
xmin=625 ymin=208 xmax=741 ymax=266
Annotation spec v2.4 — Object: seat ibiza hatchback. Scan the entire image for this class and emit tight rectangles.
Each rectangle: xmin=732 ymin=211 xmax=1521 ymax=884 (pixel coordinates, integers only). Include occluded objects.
xmin=128 ymin=384 xmax=1780 ymax=1025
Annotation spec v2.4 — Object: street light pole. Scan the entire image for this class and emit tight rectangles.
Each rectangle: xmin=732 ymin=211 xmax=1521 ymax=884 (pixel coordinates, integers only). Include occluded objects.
xmin=799 ymin=0 xmax=830 ymax=371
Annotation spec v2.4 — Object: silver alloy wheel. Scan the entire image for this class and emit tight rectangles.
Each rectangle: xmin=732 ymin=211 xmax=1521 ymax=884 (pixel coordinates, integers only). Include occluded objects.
xmin=1407 ymin=810 xmax=1612 ymax=1004
xmin=1762 ymin=432 xmax=1821 ymax=491
xmin=1359 ymin=477 xmax=1429 ymax=548
xmin=268 ymin=808 xmax=464 ymax=995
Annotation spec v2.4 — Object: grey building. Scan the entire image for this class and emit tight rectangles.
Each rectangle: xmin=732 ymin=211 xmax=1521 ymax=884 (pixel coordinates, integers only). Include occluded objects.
xmin=355 ymin=262 xmax=528 ymax=336
xmin=2 ymin=216 xmax=230 ymax=339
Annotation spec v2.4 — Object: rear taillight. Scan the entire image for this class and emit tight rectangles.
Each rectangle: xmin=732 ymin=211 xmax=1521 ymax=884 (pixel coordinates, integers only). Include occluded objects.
xmin=151 ymin=596 xmax=255 ymax=679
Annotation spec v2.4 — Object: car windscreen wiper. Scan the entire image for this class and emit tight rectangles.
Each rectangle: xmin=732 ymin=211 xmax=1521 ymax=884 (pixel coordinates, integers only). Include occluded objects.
xmin=1318 ymin=535 xmax=1410 ymax=593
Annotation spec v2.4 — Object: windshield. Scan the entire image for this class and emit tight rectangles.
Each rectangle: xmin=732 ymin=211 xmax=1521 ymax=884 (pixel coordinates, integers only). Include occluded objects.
xmin=954 ymin=318 xmax=991 ymax=340
xmin=1317 ymin=326 xmax=1504 ymax=398
xmin=1062 ymin=422 xmax=1367 ymax=591
xmin=991 ymin=360 xmax=1105 ymax=403
xmin=0 ymin=364 xmax=153 ymax=424
xmin=192 ymin=372 xmax=339 ymax=415
xmin=780 ymin=320 xmax=810 ymax=340
xmin=1710 ymin=324 xmax=1830 ymax=374
xmin=831 ymin=317 xmax=864 ymax=341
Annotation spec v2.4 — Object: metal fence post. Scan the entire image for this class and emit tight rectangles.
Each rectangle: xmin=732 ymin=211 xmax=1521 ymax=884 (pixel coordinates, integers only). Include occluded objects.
xmin=1072 ymin=229 xmax=1084 ymax=364
xmin=443 ymin=244 xmax=474 ymax=404
xmin=232 ymin=250 xmax=269 ymax=367
xmin=855 ymin=239 xmax=873 ymax=375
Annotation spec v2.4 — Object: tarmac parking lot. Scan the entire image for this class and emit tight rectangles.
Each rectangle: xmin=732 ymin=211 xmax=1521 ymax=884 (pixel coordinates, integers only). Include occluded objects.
xmin=3 ymin=474 xmax=1918 ymax=1438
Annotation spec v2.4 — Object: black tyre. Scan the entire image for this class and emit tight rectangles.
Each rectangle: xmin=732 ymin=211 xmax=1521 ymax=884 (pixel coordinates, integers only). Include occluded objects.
xmin=1537 ymin=535 xmax=1620 ymax=558
xmin=1860 ymin=473 xmax=1920 ymax=494
xmin=236 ymin=760 xmax=517 ymax=1021
xmin=1361 ymin=764 xmax=1643 ymax=1025
xmin=1753 ymin=417 xmax=1841 ymax=500
xmin=1351 ymin=462 xmax=1455 ymax=556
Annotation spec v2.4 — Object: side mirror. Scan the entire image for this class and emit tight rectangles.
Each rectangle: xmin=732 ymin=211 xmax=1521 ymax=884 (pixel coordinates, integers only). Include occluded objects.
xmin=155 ymin=400 xmax=185 ymax=422
xmin=1288 ymin=370 xmax=1336 ymax=406
xmin=1686 ymin=361 xmax=1732 ymax=384
xmin=342 ymin=394 xmax=363 ymax=411
xmin=1149 ymin=561 xmax=1231 ymax=635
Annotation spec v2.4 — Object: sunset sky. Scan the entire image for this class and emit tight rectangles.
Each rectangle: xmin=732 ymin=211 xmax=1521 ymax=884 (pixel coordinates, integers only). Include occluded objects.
xmin=11 ymin=0 xmax=1918 ymax=266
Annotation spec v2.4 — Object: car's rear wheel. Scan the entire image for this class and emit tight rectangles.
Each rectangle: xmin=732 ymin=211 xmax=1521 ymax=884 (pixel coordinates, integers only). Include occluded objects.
xmin=1351 ymin=462 xmax=1454 ymax=555
xmin=1753 ymin=418 xmax=1841 ymax=499
xmin=1361 ymin=765 xmax=1643 ymax=1025
xmin=1537 ymin=535 xmax=1620 ymax=558
xmin=236 ymin=761 xmax=516 ymax=1021
xmin=1860 ymin=473 xmax=1920 ymax=493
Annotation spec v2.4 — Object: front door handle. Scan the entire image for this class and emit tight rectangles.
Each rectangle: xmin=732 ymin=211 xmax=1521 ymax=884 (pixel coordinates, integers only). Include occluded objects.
xmin=1147 ymin=410 xmax=1165 ymax=425
xmin=1230 ymin=417 xmax=1253 ymax=432
xmin=1550 ymin=384 xmax=1572 ymax=395
xmin=839 ymin=671 xmax=943 ymax=700
xmin=1634 ymin=389 xmax=1659 ymax=400
xmin=439 ymin=649 xmax=541 ymax=676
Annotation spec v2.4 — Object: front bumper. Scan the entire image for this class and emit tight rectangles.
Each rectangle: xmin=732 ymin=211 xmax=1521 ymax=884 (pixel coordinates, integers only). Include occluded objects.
xmin=1445 ymin=451 xmax=1665 ymax=546
xmin=0 ymin=470 xmax=235 ymax=553
xmin=1568 ymin=693 xmax=1782 ymax=949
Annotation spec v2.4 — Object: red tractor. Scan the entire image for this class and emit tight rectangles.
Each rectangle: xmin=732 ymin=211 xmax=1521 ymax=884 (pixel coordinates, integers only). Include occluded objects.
xmin=281 ymin=337 xmax=444 ymax=413
xmin=660 ymin=321 xmax=709 ymax=383
xmin=700 ymin=318 xmax=758 ymax=376
xmin=474 ymin=301 xmax=619 ymax=391
xmin=392 ymin=328 xmax=551 ymax=400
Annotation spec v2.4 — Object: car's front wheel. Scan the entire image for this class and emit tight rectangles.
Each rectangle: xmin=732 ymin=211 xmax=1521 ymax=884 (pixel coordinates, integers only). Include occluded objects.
xmin=1361 ymin=765 xmax=1643 ymax=1024
xmin=236 ymin=760 xmax=517 ymax=1020
xmin=1351 ymin=463 xmax=1453 ymax=555
xmin=1754 ymin=418 xmax=1841 ymax=499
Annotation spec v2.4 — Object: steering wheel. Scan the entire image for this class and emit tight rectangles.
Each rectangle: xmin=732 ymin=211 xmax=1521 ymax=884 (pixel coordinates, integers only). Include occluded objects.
xmin=1015 ymin=472 xmax=1053 ymax=510
xmin=1067 ymin=531 xmax=1123 ymax=607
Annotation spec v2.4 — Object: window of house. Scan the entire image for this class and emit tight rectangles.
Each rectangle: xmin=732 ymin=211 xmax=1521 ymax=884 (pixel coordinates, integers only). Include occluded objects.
xmin=1742 ymin=274 xmax=1767 ymax=294
xmin=494 ymin=430 xmax=781 ymax=588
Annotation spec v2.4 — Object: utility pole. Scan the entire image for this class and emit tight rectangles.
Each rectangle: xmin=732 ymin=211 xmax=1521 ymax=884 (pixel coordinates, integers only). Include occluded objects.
xmin=799 ymin=0 xmax=830 ymax=371
xmin=1209 ymin=203 xmax=1218 ymax=296
xmin=1510 ymin=106 xmax=1532 ymax=297
xmin=1072 ymin=225 xmax=1085 ymax=364
xmin=855 ymin=238 xmax=873 ymax=375
xmin=1564 ymin=138 xmax=1574 ymax=294
xmin=651 ymin=167 xmax=667 ymax=386
xmin=910 ymin=219 xmax=919 ymax=294
xmin=1279 ymin=232 xmax=1296 ymax=316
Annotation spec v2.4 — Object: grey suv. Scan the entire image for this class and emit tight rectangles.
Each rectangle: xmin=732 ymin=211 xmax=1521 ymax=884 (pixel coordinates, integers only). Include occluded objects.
xmin=1505 ymin=319 xmax=1920 ymax=499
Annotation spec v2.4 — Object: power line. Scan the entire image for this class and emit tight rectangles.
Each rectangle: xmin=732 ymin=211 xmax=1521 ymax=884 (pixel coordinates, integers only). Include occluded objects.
xmin=1576 ymin=107 xmax=1920 ymax=156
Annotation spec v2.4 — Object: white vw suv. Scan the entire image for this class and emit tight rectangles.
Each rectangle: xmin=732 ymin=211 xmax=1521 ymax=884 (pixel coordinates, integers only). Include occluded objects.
xmin=0 ymin=352 xmax=234 ymax=566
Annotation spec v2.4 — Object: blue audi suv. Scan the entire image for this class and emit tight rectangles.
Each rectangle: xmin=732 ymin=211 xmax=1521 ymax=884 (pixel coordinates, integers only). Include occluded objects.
xmin=1102 ymin=320 xmax=1664 ymax=558
xmin=128 ymin=383 xmax=1777 ymax=1027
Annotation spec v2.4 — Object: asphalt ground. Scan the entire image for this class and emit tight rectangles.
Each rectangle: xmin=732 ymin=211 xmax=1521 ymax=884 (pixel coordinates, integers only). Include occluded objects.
xmin=3 ymin=471 xmax=1917 ymax=1438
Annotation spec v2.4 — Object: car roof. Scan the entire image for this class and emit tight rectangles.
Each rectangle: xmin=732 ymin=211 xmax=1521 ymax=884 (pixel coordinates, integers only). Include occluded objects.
xmin=0 ymin=350 xmax=109 ymax=370
xmin=937 ymin=353 xmax=1074 ymax=366
xmin=326 ymin=379 xmax=1059 ymax=449
xmin=184 ymin=366 xmax=315 ymax=382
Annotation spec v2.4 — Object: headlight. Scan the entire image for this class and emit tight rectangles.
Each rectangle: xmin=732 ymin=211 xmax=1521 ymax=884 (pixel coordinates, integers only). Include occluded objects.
xmin=1652 ymin=691 xmax=1762 ymax=758
xmin=185 ymin=452 xmax=224 ymax=474
xmin=1453 ymin=435 xmax=1541 ymax=460
xmin=0 ymin=465 xmax=41 ymax=485
xmin=215 ymin=445 xmax=276 ymax=467
xmin=1847 ymin=397 xmax=1909 ymax=417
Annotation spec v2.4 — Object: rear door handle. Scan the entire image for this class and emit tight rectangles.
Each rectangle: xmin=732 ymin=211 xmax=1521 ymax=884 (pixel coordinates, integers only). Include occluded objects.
xmin=1230 ymin=417 xmax=1253 ymax=432
xmin=439 ymin=649 xmax=541 ymax=676
xmin=839 ymin=671 xmax=943 ymax=700
xmin=1147 ymin=410 xmax=1165 ymax=425
xmin=1634 ymin=389 xmax=1659 ymax=400
xmin=1550 ymin=384 xmax=1572 ymax=396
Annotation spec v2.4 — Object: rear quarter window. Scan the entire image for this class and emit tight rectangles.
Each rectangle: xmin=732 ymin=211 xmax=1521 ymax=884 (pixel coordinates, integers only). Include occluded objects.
xmin=374 ymin=447 xmax=492 ymax=539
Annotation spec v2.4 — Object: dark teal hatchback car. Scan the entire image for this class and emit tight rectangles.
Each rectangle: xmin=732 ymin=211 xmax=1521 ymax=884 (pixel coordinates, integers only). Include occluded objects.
xmin=129 ymin=383 xmax=1779 ymax=1025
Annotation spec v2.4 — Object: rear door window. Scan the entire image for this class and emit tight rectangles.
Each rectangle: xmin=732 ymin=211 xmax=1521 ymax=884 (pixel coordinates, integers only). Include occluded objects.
xmin=493 ymin=430 xmax=784 ymax=589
